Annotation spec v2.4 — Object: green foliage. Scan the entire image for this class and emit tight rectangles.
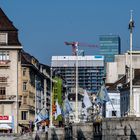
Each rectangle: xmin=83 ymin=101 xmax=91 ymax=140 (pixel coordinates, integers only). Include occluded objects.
xmin=57 ymin=78 xmax=63 ymax=105
xmin=52 ymin=76 xmax=63 ymax=122
xmin=53 ymin=76 xmax=63 ymax=105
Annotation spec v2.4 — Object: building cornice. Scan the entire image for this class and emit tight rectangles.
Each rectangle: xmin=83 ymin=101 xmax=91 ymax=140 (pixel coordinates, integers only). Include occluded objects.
xmin=0 ymin=45 xmax=22 ymax=49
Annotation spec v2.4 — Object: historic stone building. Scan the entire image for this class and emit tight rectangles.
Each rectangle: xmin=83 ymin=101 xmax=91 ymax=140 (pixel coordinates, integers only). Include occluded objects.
xmin=0 ymin=8 xmax=22 ymax=133
xmin=18 ymin=51 xmax=51 ymax=132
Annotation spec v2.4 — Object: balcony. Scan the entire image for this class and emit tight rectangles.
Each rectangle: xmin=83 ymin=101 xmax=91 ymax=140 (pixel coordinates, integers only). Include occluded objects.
xmin=0 ymin=60 xmax=10 ymax=67
xmin=0 ymin=95 xmax=16 ymax=102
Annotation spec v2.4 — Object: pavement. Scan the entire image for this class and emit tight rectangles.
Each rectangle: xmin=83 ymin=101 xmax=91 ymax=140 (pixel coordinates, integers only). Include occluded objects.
xmin=0 ymin=131 xmax=47 ymax=140
xmin=0 ymin=133 xmax=33 ymax=140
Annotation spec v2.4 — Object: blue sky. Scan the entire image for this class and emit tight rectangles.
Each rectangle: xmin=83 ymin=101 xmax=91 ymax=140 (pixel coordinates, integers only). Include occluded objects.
xmin=0 ymin=0 xmax=140 ymax=65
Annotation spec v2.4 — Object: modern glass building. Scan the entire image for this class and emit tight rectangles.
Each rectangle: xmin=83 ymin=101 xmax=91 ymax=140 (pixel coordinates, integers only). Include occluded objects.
xmin=99 ymin=35 xmax=121 ymax=62
xmin=51 ymin=55 xmax=104 ymax=94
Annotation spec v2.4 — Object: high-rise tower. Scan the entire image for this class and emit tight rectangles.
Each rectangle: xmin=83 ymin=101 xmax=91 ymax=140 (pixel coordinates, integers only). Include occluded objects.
xmin=99 ymin=35 xmax=121 ymax=62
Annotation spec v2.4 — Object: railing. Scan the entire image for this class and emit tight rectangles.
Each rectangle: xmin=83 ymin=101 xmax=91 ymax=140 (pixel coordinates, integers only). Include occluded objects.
xmin=0 ymin=95 xmax=16 ymax=101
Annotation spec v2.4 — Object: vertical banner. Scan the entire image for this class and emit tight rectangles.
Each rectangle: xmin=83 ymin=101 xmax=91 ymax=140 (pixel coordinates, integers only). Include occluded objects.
xmin=12 ymin=115 xmax=14 ymax=133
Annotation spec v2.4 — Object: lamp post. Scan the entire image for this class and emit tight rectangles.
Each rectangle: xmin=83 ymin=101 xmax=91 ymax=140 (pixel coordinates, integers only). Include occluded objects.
xmin=75 ymin=43 xmax=79 ymax=123
xmin=128 ymin=10 xmax=135 ymax=116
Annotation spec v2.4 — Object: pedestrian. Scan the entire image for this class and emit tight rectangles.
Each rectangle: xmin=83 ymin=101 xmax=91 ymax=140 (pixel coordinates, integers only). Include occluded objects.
xmin=35 ymin=133 xmax=40 ymax=140
xmin=45 ymin=126 xmax=48 ymax=138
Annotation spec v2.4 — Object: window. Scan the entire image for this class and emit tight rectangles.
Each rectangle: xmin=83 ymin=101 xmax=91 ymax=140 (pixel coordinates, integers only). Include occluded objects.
xmin=21 ymin=111 xmax=28 ymax=120
xmin=23 ymin=68 xmax=26 ymax=76
xmin=0 ymin=51 xmax=9 ymax=60
xmin=23 ymin=82 xmax=27 ymax=91
xmin=112 ymin=111 xmax=117 ymax=116
xmin=0 ymin=33 xmax=8 ymax=44
xmin=0 ymin=87 xmax=6 ymax=95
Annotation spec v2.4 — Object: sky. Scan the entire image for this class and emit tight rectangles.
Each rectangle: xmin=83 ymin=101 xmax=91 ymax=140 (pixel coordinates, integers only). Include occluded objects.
xmin=0 ymin=0 xmax=140 ymax=66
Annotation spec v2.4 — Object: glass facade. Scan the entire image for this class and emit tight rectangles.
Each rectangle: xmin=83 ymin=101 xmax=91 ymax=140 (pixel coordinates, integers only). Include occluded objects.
xmin=51 ymin=56 xmax=105 ymax=94
xmin=99 ymin=35 xmax=121 ymax=62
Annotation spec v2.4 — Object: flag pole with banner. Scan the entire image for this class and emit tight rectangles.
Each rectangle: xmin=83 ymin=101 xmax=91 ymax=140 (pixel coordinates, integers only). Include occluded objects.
xmin=55 ymin=100 xmax=61 ymax=120
xmin=83 ymin=90 xmax=92 ymax=109
xmin=96 ymin=84 xmax=110 ymax=104
xmin=96 ymin=83 xmax=117 ymax=116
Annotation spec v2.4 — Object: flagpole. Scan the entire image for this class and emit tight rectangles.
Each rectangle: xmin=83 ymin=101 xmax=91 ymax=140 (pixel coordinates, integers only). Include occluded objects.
xmin=49 ymin=67 xmax=53 ymax=127
xmin=75 ymin=43 xmax=79 ymax=123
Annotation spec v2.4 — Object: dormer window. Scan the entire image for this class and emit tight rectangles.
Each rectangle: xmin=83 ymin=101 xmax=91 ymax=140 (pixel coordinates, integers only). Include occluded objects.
xmin=0 ymin=33 xmax=8 ymax=45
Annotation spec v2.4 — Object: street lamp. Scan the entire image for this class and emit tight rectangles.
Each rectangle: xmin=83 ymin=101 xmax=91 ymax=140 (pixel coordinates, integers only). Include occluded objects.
xmin=128 ymin=10 xmax=135 ymax=116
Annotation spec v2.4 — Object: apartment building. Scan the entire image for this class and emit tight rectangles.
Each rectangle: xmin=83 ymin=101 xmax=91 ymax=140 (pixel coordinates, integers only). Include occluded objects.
xmin=18 ymin=51 xmax=51 ymax=131
xmin=0 ymin=8 xmax=22 ymax=133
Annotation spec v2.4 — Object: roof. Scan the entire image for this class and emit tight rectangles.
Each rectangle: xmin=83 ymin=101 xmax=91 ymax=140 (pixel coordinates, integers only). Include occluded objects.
xmin=52 ymin=55 xmax=104 ymax=61
xmin=52 ymin=55 xmax=104 ymax=67
xmin=21 ymin=50 xmax=34 ymax=65
xmin=21 ymin=50 xmax=50 ymax=79
xmin=0 ymin=8 xmax=17 ymax=31
xmin=0 ymin=8 xmax=21 ymax=46
xmin=127 ymin=51 xmax=140 ymax=55
xmin=108 ymin=69 xmax=140 ymax=92
xmin=106 ymin=75 xmax=126 ymax=91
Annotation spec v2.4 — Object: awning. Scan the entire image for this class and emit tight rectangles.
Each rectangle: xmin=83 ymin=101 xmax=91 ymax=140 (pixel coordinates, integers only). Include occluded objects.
xmin=0 ymin=124 xmax=12 ymax=130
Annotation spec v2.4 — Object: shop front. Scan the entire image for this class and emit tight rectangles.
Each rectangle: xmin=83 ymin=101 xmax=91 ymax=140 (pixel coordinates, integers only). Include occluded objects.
xmin=0 ymin=116 xmax=13 ymax=133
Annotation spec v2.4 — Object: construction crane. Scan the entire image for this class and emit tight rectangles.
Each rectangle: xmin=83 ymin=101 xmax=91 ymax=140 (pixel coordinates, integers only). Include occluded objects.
xmin=64 ymin=41 xmax=98 ymax=56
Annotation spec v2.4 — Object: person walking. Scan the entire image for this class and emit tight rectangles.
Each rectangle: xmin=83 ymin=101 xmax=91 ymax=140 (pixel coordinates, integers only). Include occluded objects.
xmin=35 ymin=133 xmax=40 ymax=140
